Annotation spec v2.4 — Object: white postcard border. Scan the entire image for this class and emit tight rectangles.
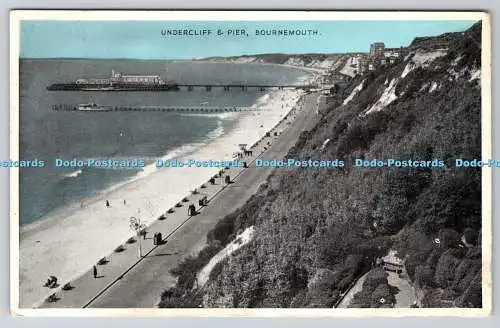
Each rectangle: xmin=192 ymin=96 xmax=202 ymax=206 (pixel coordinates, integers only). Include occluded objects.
xmin=9 ymin=10 xmax=492 ymax=317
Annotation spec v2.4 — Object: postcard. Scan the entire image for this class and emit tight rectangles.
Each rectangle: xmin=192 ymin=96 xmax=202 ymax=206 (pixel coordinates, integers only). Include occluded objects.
xmin=9 ymin=10 xmax=491 ymax=316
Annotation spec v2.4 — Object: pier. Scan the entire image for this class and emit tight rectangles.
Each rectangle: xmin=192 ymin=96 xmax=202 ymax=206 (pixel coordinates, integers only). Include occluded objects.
xmin=47 ymin=82 xmax=319 ymax=92
xmin=52 ymin=104 xmax=260 ymax=113
xmin=176 ymin=84 xmax=318 ymax=92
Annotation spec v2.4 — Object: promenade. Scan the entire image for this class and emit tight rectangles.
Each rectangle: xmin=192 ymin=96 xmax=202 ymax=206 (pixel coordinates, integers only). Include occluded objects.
xmin=35 ymin=92 xmax=321 ymax=309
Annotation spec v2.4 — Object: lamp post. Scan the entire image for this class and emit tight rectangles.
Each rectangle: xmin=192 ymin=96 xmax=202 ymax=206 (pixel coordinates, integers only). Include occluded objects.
xmin=129 ymin=216 xmax=146 ymax=258
xmin=138 ymin=230 xmax=142 ymax=258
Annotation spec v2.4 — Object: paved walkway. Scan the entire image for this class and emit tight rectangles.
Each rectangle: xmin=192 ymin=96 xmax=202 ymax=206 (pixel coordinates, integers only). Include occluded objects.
xmin=335 ymin=272 xmax=369 ymax=308
xmin=387 ymin=271 xmax=417 ymax=308
xmin=38 ymin=93 xmax=320 ymax=308
xmin=336 ymin=251 xmax=417 ymax=308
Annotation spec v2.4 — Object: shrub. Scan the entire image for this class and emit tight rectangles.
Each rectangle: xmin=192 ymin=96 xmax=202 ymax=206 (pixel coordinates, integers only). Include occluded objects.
xmin=97 ymin=257 xmax=108 ymax=265
xmin=460 ymin=272 xmax=482 ymax=307
xmin=363 ymin=268 xmax=389 ymax=293
xmin=437 ymin=229 xmax=461 ymax=248
xmin=462 ymin=228 xmax=478 ymax=245
xmin=405 ymin=251 xmax=431 ymax=281
xmin=305 ymin=288 xmax=336 ymax=308
xmin=170 ymin=243 xmax=222 ymax=290
xmin=207 ymin=214 xmax=236 ymax=246
xmin=414 ymin=265 xmax=434 ymax=288
xmin=208 ymin=259 xmax=226 ymax=282
xmin=290 ymin=290 xmax=308 ymax=307
xmin=62 ymin=283 xmax=73 ymax=291
xmin=371 ymin=284 xmax=395 ymax=307
xmin=159 ymin=287 xmax=202 ymax=308
xmin=47 ymin=293 xmax=58 ymax=303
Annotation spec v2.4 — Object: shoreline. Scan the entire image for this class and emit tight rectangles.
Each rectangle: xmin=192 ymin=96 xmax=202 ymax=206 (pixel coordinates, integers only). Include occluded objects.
xmin=19 ymin=75 xmax=313 ymax=307
xmin=20 ymin=68 xmax=316 ymax=235
xmin=19 ymin=114 xmax=237 ymax=238
xmin=194 ymin=59 xmax=328 ymax=74
xmin=36 ymin=89 xmax=321 ymax=309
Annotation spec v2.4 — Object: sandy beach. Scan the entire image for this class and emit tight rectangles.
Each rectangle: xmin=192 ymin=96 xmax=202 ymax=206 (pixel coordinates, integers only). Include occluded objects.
xmin=33 ymin=89 xmax=320 ymax=309
xmin=19 ymin=69 xmax=320 ymax=308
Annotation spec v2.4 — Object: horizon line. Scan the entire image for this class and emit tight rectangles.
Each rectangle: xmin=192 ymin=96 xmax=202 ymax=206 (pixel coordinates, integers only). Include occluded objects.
xmin=19 ymin=51 xmax=369 ymax=61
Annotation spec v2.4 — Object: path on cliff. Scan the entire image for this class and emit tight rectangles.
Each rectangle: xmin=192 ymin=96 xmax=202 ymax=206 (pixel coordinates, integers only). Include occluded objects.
xmin=335 ymin=249 xmax=418 ymax=308
xmin=335 ymin=272 xmax=370 ymax=308
xmin=387 ymin=272 xmax=418 ymax=307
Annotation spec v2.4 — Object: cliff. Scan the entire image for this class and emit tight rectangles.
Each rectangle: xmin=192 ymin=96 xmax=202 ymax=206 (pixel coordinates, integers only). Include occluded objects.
xmin=200 ymin=53 xmax=347 ymax=69
xmin=160 ymin=21 xmax=482 ymax=309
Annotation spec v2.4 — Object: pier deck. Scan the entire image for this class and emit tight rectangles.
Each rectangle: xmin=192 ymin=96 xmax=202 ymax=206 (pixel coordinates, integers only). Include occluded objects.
xmin=52 ymin=105 xmax=261 ymax=113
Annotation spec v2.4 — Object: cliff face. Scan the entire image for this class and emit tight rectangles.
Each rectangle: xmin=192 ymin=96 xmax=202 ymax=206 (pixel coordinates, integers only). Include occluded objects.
xmin=160 ymin=22 xmax=483 ymax=308
xmin=201 ymin=53 xmax=344 ymax=69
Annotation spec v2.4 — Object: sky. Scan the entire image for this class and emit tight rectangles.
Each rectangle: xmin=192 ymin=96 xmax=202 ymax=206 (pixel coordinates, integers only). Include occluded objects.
xmin=20 ymin=20 xmax=476 ymax=59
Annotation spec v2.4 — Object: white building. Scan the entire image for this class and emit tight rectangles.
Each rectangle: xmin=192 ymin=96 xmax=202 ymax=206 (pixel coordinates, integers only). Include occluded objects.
xmin=110 ymin=70 xmax=165 ymax=84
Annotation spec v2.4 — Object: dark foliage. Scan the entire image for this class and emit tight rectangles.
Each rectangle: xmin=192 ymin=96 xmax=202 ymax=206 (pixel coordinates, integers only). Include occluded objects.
xmin=161 ymin=22 xmax=482 ymax=308
xmin=169 ymin=243 xmax=222 ymax=290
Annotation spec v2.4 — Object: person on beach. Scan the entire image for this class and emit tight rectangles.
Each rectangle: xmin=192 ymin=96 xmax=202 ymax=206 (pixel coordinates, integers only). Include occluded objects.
xmin=45 ymin=275 xmax=57 ymax=288
xmin=105 ymin=200 xmax=110 ymax=207
xmin=93 ymin=265 xmax=98 ymax=278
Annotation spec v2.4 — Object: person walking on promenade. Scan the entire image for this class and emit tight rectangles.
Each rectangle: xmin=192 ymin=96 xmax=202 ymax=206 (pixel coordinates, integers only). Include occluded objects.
xmin=93 ymin=265 xmax=98 ymax=279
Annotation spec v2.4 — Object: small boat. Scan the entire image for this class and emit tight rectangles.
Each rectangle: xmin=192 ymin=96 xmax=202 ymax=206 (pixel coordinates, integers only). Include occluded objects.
xmin=76 ymin=103 xmax=113 ymax=112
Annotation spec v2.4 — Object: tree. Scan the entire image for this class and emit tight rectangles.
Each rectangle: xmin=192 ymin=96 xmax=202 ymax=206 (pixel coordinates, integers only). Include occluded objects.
xmin=371 ymin=284 xmax=395 ymax=307
xmin=414 ymin=265 xmax=434 ymax=288
xmin=363 ymin=268 xmax=389 ymax=293
xmin=462 ymin=228 xmax=479 ymax=245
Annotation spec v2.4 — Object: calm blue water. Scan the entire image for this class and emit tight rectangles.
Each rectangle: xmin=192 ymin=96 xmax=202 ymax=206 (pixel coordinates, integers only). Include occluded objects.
xmin=19 ymin=59 xmax=308 ymax=225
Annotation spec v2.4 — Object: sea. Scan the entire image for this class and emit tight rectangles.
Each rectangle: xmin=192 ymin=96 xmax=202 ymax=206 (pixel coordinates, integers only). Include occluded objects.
xmin=19 ymin=59 xmax=310 ymax=226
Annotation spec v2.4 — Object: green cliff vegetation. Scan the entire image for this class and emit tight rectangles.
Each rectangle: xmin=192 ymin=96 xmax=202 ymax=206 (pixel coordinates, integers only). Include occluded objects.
xmin=160 ymin=22 xmax=483 ymax=309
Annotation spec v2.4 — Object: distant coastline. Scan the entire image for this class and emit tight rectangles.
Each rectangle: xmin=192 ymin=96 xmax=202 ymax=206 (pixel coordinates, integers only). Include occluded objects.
xmin=193 ymin=59 xmax=328 ymax=75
